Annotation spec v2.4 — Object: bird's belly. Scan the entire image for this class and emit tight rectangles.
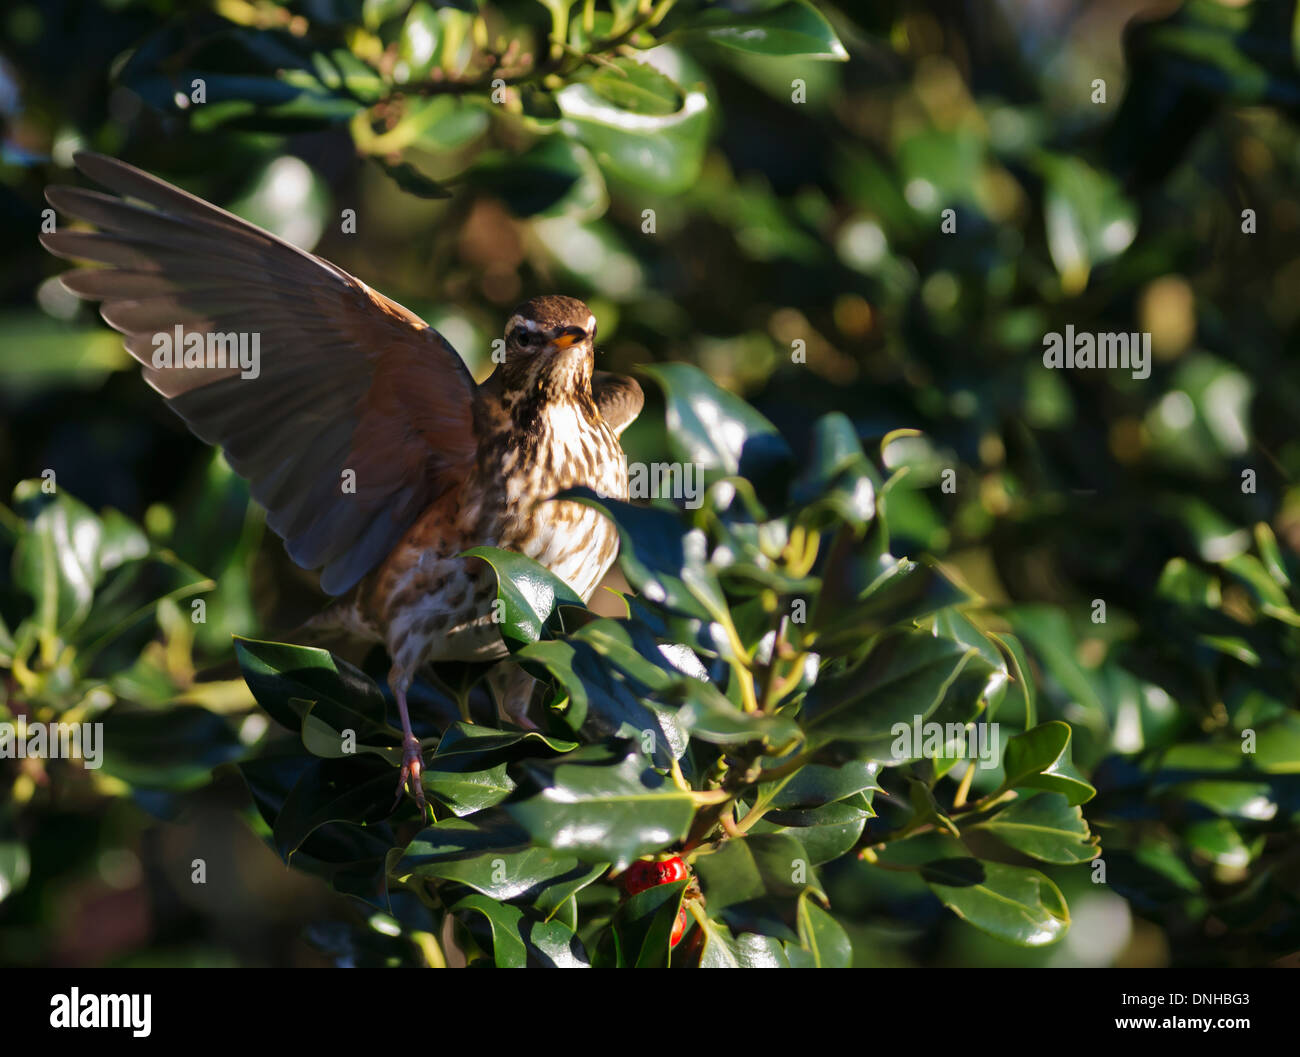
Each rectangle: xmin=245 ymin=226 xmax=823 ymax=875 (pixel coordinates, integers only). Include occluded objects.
xmin=382 ymin=555 xmax=508 ymax=668
xmin=372 ymin=410 xmax=626 ymax=669
xmin=517 ymin=498 xmax=620 ymax=601
xmin=510 ymin=424 xmax=625 ymax=600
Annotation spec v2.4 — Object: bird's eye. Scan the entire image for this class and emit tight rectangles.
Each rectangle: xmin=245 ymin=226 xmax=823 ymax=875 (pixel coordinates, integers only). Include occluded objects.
xmin=516 ymin=330 xmax=537 ymax=348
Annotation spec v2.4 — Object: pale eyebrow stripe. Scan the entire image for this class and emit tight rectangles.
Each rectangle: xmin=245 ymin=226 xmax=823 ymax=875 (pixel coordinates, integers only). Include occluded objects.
xmin=505 ymin=315 xmax=543 ymax=336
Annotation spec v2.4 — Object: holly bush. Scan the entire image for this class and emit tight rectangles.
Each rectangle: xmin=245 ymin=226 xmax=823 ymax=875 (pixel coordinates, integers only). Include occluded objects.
xmin=222 ymin=363 xmax=1093 ymax=966
xmin=10 ymin=360 xmax=1296 ymax=967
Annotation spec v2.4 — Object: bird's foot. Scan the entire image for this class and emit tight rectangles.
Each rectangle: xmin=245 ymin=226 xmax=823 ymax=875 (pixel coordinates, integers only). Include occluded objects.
xmin=393 ymin=733 xmax=428 ymax=814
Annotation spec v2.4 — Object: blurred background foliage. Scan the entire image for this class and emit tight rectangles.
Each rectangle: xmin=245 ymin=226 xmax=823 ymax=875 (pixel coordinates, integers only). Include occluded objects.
xmin=2 ymin=0 xmax=1299 ymax=967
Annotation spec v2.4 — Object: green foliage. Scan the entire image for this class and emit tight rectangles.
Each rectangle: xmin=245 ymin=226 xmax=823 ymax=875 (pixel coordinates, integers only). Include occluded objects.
xmin=0 ymin=475 xmax=262 ymax=911
xmin=5 ymin=0 xmax=1300 ymax=969
xmin=227 ymin=364 xmax=1102 ymax=965
xmin=98 ymin=0 xmax=848 ymax=215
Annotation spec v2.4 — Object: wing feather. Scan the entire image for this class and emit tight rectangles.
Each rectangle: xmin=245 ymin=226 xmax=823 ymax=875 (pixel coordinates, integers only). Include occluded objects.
xmin=592 ymin=371 xmax=643 ymax=436
xmin=42 ymin=152 xmax=479 ymax=595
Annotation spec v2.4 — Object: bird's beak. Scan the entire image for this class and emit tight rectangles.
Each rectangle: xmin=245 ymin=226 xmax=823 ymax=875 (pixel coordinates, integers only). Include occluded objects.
xmin=549 ymin=326 xmax=588 ymax=350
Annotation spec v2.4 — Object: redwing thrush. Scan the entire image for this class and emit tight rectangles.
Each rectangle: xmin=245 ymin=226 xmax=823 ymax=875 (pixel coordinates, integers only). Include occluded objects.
xmin=40 ymin=152 xmax=643 ymax=811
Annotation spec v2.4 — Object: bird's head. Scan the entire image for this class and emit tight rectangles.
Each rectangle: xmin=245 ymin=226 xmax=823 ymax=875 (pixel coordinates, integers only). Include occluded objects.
xmin=498 ymin=295 xmax=597 ymax=398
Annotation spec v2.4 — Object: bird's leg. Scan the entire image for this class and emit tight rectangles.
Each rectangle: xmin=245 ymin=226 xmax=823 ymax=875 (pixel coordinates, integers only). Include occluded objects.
xmin=486 ymin=661 xmax=540 ymax=730
xmin=388 ymin=669 xmax=428 ymax=815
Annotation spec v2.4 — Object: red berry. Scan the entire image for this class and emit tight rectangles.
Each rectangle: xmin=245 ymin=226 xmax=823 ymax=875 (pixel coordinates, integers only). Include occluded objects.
xmin=622 ymin=855 xmax=688 ymax=895
xmin=622 ymin=861 xmax=658 ymax=895
xmin=670 ymin=907 xmax=689 ymax=948
xmin=653 ymin=856 xmax=689 ymax=887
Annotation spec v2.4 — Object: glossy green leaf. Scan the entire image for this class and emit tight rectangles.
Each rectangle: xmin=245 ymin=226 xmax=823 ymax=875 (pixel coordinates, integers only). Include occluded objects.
xmin=789 ymin=412 xmax=878 ymax=534
xmin=671 ymin=1 xmax=848 ymax=61
xmin=504 ymin=743 xmax=695 ymax=869
xmin=556 ymin=82 xmax=710 ymax=194
xmin=693 ymin=832 xmax=822 ymax=912
xmin=532 ymin=862 xmax=609 ymax=922
xmin=1184 ymin=818 xmax=1259 ymax=867
xmin=234 ymin=636 xmax=397 ymax=740
xmin=227 ymin=155 xmax=329 ymax=248
xmin=585 ymin=58 xmax=684 ymax=115
xmin=12 ymin=481 xmax=107 ymax=634
xmin=639 ymin=362 xmax=793 ymax=479
xmin=807 ymin=551 xmax=970 ymax=653
xmin=695 ymin=919 xmax=790 ymax=967
xmin=397 ymin=2 xmax=443 ymax=79
xmin=761 ymin=759 xmax=881 ymax=810
xmin=522 ymin=916 xmax=591 ymax=967
xmin=788 ymin=891 xmax=852 ymax=967
xmin=1174 ymin=780 xmax=1278 ymax=822
xmin=973 ymin=793 xmax=1099 ymax=864
xmin=538 ymin=618 xmax=795 ymax=746
xmin=515 ymin=620 xmax=694 ymax=765
xmin=921 ymin=858 xmax=1069 ymax=947
xmin=800 ymin=630 xmax=994 ymax=753
xmin=301 ymin=703 xmax=400 ymax=765
xmin=1005 ymin=607 xmax=1107 ymax=721
xmin=758 ymin=796 xmax=872 ymax=865
xmin=395 ymin=816 xmax=606 ymax=908
xmin=559 ymin=490 xmax=722 ymax=623
xmin=1131 ymin=0 xmax=1300 ymax=110
xmin=602 ymin=878 xmax=686 ymax=968
xmin=452 ymin=894 xmax=528 ymax=968
xmin=989 ymin=631 xmax=1037 ymax=728
xmin=132 ymin=67 xmax=361 ymax=131
xmin=462 ymin=545 xmax=586 ymax=649
xmin=1159 ymin=715 xmax=1300 ymax=774
xmin=998 ymin=721 xmax=1095 ymax=804
xmin=370 ymin=157 xmax=453 ymax=199
xmin=420 ymin=723 xmax=576 ymax=816
xmin=1037 ymin=153 xmax=1136 ymax=293
xmin=363 ymin=0 xmax=413 ymax=30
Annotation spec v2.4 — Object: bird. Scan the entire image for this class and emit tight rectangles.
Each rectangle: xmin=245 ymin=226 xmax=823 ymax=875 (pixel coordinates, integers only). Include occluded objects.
xmin=40 ymin=152 xmax=643 ymax=812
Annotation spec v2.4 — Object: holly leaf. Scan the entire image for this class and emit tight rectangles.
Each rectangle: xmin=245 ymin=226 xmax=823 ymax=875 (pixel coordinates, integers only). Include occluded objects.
xmin=971 ymin=793 xmax=1100 ymax=864
xmin=462 ymin=546 xmax=586 ymax=649
xmin=786 ymin=891 xmax=852 ymax=967
xmin=504 ymin=743 xmax=696 ymax=869
xmin=997 ymin=721 xmax=1096 ymax=805
xmin=395 ymin=816 xmax=605 ymax=907
xmin=669 ymin=0 xmax=848 ymax=61
xmin=921 ymin=858 xmax=1070 ymax=947
xmin=598 ymin=879 xmax=686 ymax=968
xmin=694 ymin=918 xmax=791 ymax=967
xmin=693 ymin=832 xmax=823 ymax=912
xmin=556 ymin=82 xmax=710 ymax=194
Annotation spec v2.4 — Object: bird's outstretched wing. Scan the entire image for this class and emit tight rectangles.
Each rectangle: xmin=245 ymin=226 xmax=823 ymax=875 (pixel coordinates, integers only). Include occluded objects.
xmin=592 ymin=371 xmax=643 ymax=436
xmin=41 ymin=152 xmax=480 ymax=595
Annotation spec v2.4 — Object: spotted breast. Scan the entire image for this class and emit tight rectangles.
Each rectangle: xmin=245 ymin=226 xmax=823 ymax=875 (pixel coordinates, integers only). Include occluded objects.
xmin=349 ymin=383 xmax=628 ymax=683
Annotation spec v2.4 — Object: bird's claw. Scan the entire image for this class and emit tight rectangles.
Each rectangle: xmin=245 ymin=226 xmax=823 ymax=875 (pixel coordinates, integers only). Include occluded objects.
xmin=394 ymin=734 xmax=427 ymax=815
